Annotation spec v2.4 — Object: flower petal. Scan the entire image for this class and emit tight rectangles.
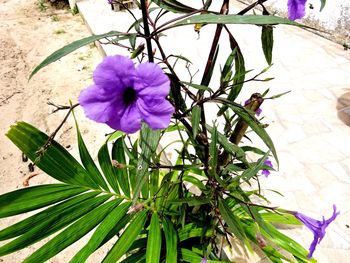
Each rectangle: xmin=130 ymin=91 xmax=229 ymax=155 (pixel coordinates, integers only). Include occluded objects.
xmin=119 ymin=103 xmax=142 ymax=133
xmin=134 ymin=62 xmax=170 ymax=98
xmin=137 ymin=98 xmax=174 ymax=129
xmin=79 ymin=85 xmax=123 ymax=123
xmin=93 ymin=55 xmax=137 ymax=90
xmin=288 ymin=0 xmax=307 ymax=20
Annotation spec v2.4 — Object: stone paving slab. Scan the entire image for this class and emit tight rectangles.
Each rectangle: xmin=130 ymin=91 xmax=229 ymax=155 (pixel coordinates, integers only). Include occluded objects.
xmin=76 ymin=0 xmax=350 ymax=262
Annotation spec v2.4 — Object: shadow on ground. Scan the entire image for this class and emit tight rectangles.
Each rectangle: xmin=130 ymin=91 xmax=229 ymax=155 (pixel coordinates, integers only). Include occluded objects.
xmin=337 ymin=91 xmax=350 ymax=126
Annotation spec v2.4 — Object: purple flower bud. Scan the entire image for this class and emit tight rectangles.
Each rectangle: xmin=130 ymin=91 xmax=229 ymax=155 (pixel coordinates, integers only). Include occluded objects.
xmin=261 ymin=158 xmax=273 ymax=177
xmin=200 ymin=257 xmax=207 ymax=263
xmin=244 ymin=99 xmax=262 ymax=116
xmin=292 ymin=205 xmax=339 ymax=258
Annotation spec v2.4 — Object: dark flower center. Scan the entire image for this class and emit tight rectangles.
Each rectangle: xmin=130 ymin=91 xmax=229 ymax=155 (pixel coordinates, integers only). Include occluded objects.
xmin=123 ymin=87 xmax=137 ymax=105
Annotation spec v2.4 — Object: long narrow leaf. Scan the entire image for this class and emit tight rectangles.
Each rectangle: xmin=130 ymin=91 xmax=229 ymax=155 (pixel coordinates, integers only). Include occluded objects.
xmin=0 ymin=184 xmax=87 ymax=218
xmin=174 ymin=14 xmax=308 ymax=28
xmin=70 ymin=202 xmax=131 ymax=263
xmin=133 ymin=124 xmax=160 ymax=201
xmin=102 ymin=210 xmax=148 ymax=263
xmin=30 ymin=31 xmax=135 ymax=79
xmin=112 ymin=138 xmax=130 ymax=197
xmin=98 ymin=143 xmax=120 ymax=194
xmin=163 ymin=218 xmax=177 ymax=263
xmin=0 ymin=194 xmax=112 ymax=257
xmin=146 ymin=213 xmax=161 ymax=263
xmin=0 ymin=191 xmax=98 ymax=241
xmin=6 ymin=122 xmax=99 ymax=188
xmin=218 ymin=198 xmax=246 ymax=241
xmin=73 ymin=111 xmax=109 ymax=191
xmin=22 ymin=199 xmax=120 ymax=263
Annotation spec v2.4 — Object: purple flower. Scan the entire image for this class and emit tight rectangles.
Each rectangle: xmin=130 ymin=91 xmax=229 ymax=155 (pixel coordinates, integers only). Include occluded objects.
xmin=200 ymin=257 xmax=207 ymax=263
xmin=288 ymin=0 xmax=307 ymax=20
xmin=293 ymin=205 xmax=340 ymax=258
xmin=244 ymin=99 xmax=262 ymax=116
xmin=261 ymin=158 xmax=273 ymax=177
xmin=79 ymin=55 xmax=174 ymax=134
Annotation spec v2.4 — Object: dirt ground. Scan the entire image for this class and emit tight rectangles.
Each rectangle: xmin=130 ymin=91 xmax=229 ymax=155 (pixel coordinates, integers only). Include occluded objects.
xmin=0 ymin=0 xmax=110 ymax=261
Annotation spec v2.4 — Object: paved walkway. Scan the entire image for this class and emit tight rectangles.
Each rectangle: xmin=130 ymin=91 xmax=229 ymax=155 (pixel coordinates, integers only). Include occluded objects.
xmin=77 ymin=0 xmax=350 ymax=262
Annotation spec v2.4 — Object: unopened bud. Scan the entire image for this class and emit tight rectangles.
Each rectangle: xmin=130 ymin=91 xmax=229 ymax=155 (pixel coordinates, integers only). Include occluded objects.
xmin=256 ymin=232 xmax=267 ymax=248
xmin=127 ymin=203 xmax=144 ymax=214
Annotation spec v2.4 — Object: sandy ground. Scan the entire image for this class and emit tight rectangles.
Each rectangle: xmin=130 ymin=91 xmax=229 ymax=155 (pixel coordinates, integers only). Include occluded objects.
xmin=0 ymin=0 xmax=110 ymax=261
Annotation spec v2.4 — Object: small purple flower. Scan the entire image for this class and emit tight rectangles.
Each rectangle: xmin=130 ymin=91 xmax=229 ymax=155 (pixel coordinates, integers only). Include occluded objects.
xmin=261 ymin=158 xmax=273 ymax=177
xmin=244 ymin=99 xmax=262 ymax=116
xmin=288 ymin=0 xmax=307 ymax=20
xmin=79 ymin=55 xmax=174 ymax=134
xmin=292 ymin=205 xmax=340 ymax=258
xmin=200 ymin=257 xmax=207 ymax=263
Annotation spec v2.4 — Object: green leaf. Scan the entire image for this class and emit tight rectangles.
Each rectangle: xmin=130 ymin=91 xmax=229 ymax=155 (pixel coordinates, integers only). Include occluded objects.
xmin=261 ymin=212 xmax=302 ymax=225
xmin=241 ymin=151 xmax=269 ymax=180
xmin=112 ymin=138 xmax=130 ymax=197
xmin=22 ymin=199 xmax=119 ymax=263
xmin=0 ymin=184 xmax=87 ymax=218
xmin=146 ymin=213 xmax=161 ymax=263
xmin=182 ymin=175 xmax=206 ymax=191
xmin=207 ymin=125 xmax=246 ymax=162
xmin=163 ymin=218 xmax=177 ymax=263
xmin=150 ymin=170 xmax=159 ymax=197
xmin=152 ymin=0 xmax=195 ymax=13
xmin=180 ymin=249 xmax=228 ymax=263
xmin=261 ymin=25 xmax=274 ymax=65
xmin=106 ymin=130 xmax=124 ymax=142
xmin=0 ymin=194 xmax=112 ymax=257
xmin=0 ymin=191 xmax=98 ymax=241
xmin=102 ymin=210 xmax=148 ymax=263
xmin=169 ymin=196 xmax=211 ymax=206
xmin=70 ymin=202 xmax=131 ymax=263
xmin=30 ymin=31 xmax=135 ymax=79
xmin=209 ymin=124 xmax=218 ymax=174
xmin=216 ymin=99 xmax=278 ymax=164
xmin=241 ymin=146 xmax=266 ymax=155
xmin=182 ymin=81 xmax=213 ymax=92
xmin=121 ymin=249 xmax=146 ymax=263
xmin=218 ymin=33 xmax=245 ymax=115
xmin=262 ymin=222 xmax=312 ymax=261
xmin=133 ymin=123 xmax=161 ymax=201
xmin=178 ymin=223 xmax=212 ymax=242
xmin=320 ymin=0 xmax=326 ymax=11
xmin=191 ymin=105 xmax=201 ymax=138
xmin=221 ymin=48 xmax=237 ymax=83
xmin=98 ymin=143 xmax=120 ymax=194
xmin=73 ymin=112 xmax=109 ymax=191
xmin=6 ymin=122 xmax=99 ymax=188
xmin=218 ymin=198 xmax=246 ymax=241
xmin=174 ymin=14 xmax=308 ymax=28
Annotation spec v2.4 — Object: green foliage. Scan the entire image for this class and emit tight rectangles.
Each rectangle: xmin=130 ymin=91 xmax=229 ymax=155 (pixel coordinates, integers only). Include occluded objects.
xmin=1 ymin=1 xmax=328 ymax=262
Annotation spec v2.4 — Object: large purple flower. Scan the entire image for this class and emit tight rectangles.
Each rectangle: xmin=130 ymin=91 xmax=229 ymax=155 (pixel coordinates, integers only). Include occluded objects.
xmin=292 ymin=205 xmax=340 ymax=258
xmin=288 ymin=0 xmax=307 ymax=20
xmin=79 ymin=55 xmax=174 ymax=134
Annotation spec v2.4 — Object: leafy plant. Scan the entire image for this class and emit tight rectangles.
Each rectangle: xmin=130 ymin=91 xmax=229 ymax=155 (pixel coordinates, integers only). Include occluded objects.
xmin=0 ymin=0 xmax=335 ymax=262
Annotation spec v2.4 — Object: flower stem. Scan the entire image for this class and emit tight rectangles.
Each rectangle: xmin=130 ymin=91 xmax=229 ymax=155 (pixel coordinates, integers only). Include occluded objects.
xmin=140 ymin=0 xmax=153 ymax=62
